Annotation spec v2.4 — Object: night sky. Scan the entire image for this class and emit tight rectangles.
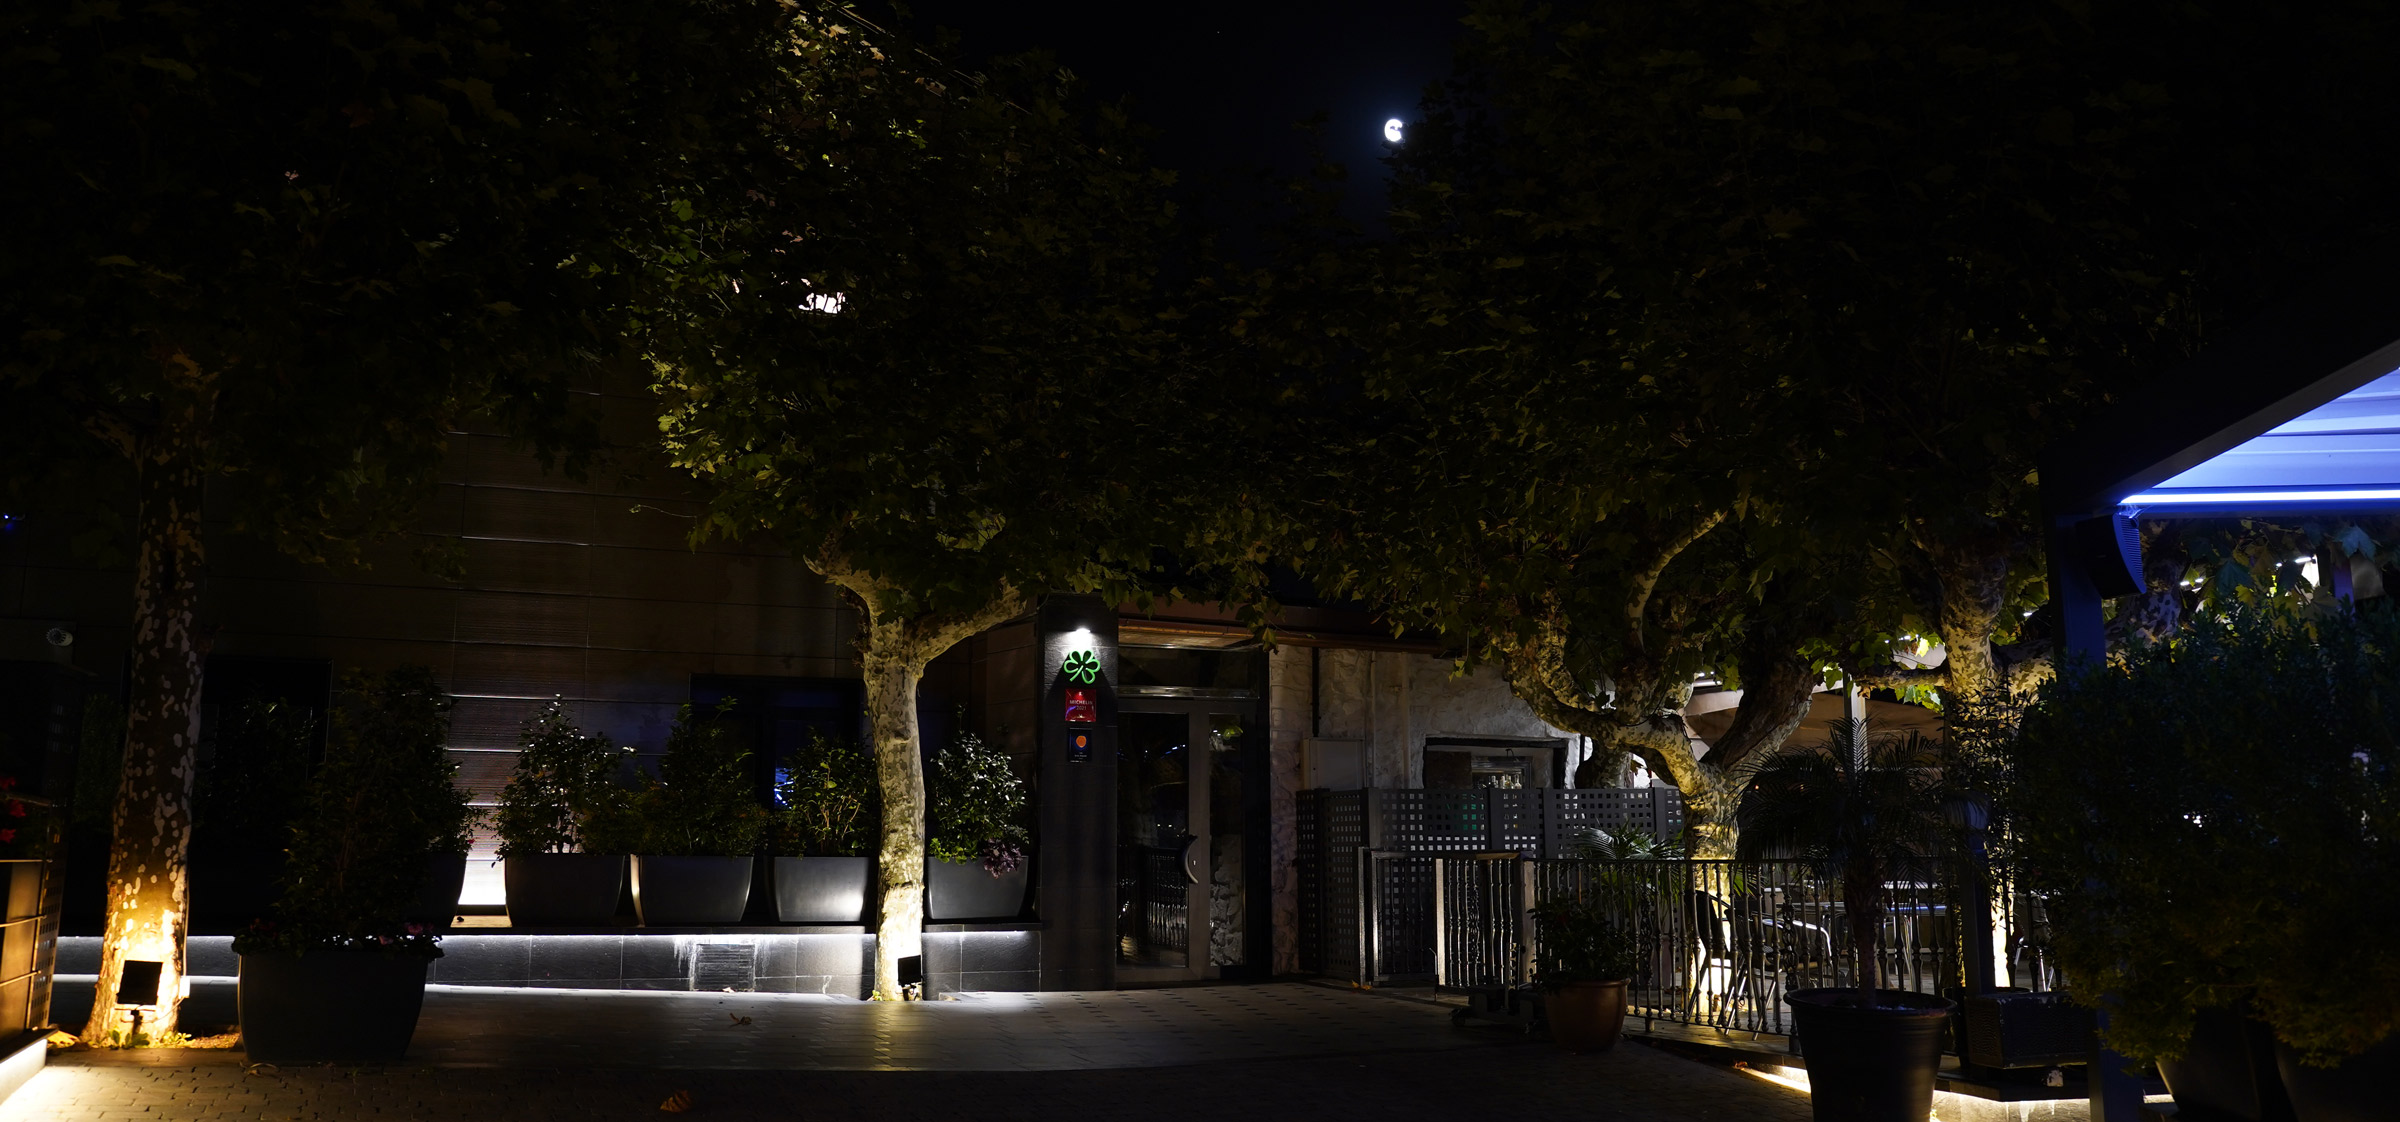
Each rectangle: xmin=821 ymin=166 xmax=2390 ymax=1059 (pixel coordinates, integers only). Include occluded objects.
xmin=898 ymin=1 xmax=1466 ymax=216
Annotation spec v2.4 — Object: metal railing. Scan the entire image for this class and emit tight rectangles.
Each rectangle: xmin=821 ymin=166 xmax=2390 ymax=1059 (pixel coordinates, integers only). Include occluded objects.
xmin=1425 ymin=856 xmax=1969 ymax=1037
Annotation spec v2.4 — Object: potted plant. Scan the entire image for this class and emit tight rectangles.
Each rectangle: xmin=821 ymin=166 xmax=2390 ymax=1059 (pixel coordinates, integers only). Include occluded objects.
xmin=2017 ymin=603 xmax=2400 ymax=1122
xmin=1530 ymin=896 xmax=1641 ymax=1052
xmin=1738 ymin=719 xmax=1954 ymax=1122
xmin=235 ymin=668 xmax=464 ymax=1063
xmin=771 ymin=728 xmax=878 ymax=923
xmin=925 ymin=731 xmax=1030 ymax=921
xmin=630 ymin=701 xmax=767 ymax=926
xmin=494 ymin=700 xmax=637 ymax=926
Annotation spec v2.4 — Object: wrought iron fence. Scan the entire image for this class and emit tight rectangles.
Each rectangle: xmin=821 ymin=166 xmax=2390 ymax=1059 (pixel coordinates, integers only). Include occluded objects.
xmin=1424 ymin=856 xmax=1978 ymax=1036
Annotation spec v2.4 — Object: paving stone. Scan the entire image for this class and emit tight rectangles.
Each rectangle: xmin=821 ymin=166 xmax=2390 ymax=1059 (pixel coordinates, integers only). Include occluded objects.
xmin=1 ymin=983 xmax=1819 ymax=1121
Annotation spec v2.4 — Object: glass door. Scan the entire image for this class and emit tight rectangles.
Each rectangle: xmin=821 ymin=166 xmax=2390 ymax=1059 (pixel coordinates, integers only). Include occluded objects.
xmin=1117 ymin=711 xmax=1201 ymax=980
xmin=1117 ymin=706 xmax=1250 ymax=984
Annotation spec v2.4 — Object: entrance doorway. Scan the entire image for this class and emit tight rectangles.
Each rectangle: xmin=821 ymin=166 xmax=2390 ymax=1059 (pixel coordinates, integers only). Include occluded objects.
xmin=1116 ymin=705 xmax=1253 ymax=984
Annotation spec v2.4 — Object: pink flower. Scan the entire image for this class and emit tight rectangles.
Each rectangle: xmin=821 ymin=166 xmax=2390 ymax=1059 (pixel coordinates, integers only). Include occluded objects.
xmin=0 ymin=830 xmax=15 ymax=844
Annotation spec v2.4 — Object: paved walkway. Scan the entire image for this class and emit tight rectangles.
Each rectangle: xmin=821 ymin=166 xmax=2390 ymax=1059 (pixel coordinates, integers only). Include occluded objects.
xmin=4 ymin=983 xmax=1814 ymax=1120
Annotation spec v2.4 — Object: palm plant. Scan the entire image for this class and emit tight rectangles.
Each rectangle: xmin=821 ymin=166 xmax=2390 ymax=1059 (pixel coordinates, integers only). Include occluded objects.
xmin=1736 ymin=718 xmax=1944 ymax=1008
xmin=1565 ymin=825 xmax=1685 ymax=861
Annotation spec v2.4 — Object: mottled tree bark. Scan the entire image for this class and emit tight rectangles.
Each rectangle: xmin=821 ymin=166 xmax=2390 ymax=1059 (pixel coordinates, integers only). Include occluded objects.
xmin=1488 ymin=513 xmax=1818 ymax=859
xmin=818 ymin=553 xmax=1029 ymax=1001
xmin=85 ymin=364 xmax=216 ymax=1044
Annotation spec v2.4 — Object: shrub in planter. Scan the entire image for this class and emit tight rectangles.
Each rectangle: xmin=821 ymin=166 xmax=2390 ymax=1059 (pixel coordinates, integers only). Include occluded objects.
xmin=494 ymin=700 xmax=638 ymax=926
xmin=926 ymin=732 xmax=1029 ymax=920
xmin=2016 ymin=603 xmax=2400 ymax=1113
xmin=771 ymin=728 xmax=878 ymax=923
xmin=630 ymin=701 xmax=767 ymax=925
xmin=233 ymin=667 xmax=466 ymax=1062
xmin=1530 ymin=897 xmax=1641 ymax=1053
xmin=191 ymin=698 xmax=318 ymax=932
xmin=1738 ymin=719 xmax=1955 ymax=1122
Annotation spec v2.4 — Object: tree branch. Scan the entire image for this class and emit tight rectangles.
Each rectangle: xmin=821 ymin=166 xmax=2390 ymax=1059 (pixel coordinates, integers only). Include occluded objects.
xmin=1625 ymin=510 xmax=1727 ymax=662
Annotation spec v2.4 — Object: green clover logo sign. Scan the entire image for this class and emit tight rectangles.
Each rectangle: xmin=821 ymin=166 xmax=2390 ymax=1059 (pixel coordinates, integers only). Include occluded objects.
xmin=1062 ymin=649 xmax=1101 ymax=684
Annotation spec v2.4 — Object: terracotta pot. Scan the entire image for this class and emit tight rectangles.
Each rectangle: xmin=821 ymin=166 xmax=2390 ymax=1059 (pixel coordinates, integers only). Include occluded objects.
xmin=1546 ymin=979 xmax=1631 ymax=1053
xmin=1785 ymin=988 xmax=1956 ymax=1122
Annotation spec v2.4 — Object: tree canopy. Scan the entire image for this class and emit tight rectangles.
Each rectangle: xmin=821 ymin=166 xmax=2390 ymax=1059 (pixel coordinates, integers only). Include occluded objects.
xmin=1231 ymin=0 xmax=2400 ymax=852
xmin=1 ymin=0 xmax=806 ymax=1036
xmin=646 ymin=10 xmax=1203 ymax=998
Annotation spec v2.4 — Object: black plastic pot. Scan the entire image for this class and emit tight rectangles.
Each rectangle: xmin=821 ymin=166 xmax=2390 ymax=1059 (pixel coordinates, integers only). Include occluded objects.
xmin=238 ymin=950 xmax=431 ymax=1063
xmin=410 ymin=852 xmax=469 ymax=932
xmin=926 ymin=858 xmax=1028 ymax=921
xmin=503 ymin=853 xmax=625 ymax=926
xmin=2274 ymin=1034 xmax=2391 ymax=1122
xmin=773 ymin=856 xmax=872 ymax=924
xmin=2157 ymin=1007 xmax=2295 ymax=1122
xmin=632 ymin=855 xmax=754 ymax=926
xmin=1785 ymin=988 xmax=1956 ymax=1122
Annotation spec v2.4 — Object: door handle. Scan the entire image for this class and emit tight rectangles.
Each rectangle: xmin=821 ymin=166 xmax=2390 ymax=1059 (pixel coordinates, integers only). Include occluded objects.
xmin=1180 ymin=836 xmax=1203 ymax=885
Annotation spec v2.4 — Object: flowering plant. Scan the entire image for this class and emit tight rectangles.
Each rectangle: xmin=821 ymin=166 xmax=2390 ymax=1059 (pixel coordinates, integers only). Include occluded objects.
xmin=0 ymin=777 xmax=55 ymax=858
xmin=233 ymin=918 xmax=443 ymax=959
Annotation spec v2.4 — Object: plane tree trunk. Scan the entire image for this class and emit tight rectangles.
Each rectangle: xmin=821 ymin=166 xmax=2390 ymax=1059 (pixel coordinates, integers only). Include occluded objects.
xmin=84 ymin=364 xmax=216 ymax=1044
xmin=819 ymin=553 xmax=1030 ymax=1001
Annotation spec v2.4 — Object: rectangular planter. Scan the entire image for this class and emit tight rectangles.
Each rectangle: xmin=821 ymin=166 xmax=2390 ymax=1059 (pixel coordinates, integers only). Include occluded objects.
xmin=503 ymin=853 xmax=625 ymax=927
xmin=926 ymin=858 xmax=1028 ymax=921
xmin=632 ymin=855 xmax=754 ymax=926
xmin=773 ymin=856 xmax=871 ymax=924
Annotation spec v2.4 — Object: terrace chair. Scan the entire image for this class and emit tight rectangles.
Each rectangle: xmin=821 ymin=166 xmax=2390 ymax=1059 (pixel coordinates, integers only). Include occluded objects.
xmin=1684 ymin=890 xmax=1833 ymax=1029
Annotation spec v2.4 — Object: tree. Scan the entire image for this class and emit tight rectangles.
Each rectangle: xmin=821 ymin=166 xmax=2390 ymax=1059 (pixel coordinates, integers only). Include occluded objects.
xmin=646 ymin=13 xmax=1196 ymax=998
xmin=1245 ymin=0 xmax=2400 ymax=854
xmin=0 ymin=0 xmax=798 ymax=1037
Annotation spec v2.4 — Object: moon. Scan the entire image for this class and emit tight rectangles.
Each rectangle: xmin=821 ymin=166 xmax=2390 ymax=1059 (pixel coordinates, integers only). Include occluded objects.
xmin=1383 ymin=118 xmax=1404 ymax=144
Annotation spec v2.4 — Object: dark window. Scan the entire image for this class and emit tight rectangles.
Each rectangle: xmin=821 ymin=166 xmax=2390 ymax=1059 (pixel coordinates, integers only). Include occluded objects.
xmin=689 ymin=676 xmax=865 ymax=806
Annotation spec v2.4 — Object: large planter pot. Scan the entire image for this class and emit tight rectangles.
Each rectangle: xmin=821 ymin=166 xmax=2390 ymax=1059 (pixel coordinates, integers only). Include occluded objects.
xmin=1785 ymin=988 xmax=1956 ymax=1122
xmin=632 ymin=855 xmax=755 ymax=926
xmin=774 ymin=856 xmax=872 ymax=924
xmin=2276 ymin=1033 xmax=2398 ymax=1122
xmin=926 ymin=858 xmax=1028 ymax=921
xmin=2157 ymin=1007 xmax=2293 ymax=1122
xmin=503 ymin=853 xmax=625 ymax=927
xmin=238 ymin=950 xmax=431 ymax=1063
xmin=1546 ymin=979 xmax=1631 ymax=1053
xmin=409 ymin=852 xmax=469 ymax=932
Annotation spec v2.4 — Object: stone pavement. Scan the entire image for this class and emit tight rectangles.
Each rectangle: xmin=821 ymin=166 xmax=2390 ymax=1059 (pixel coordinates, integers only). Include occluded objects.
xmin=2 ymin=983 xmax=1814 ymax=1121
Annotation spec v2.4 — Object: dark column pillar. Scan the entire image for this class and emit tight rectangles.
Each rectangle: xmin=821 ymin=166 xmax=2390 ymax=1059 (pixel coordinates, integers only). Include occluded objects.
xmin=2045 ymin=514 xmax=2144 ymax=1122
xmin=1035 ymin=595 xmax=1117 ymax=991
xmin=2045 ymin=517 xmax=2106 ymax=670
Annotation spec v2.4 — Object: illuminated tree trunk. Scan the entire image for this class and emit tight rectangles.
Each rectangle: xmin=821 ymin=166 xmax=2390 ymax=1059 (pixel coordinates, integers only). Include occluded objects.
xmin=821 ymin=556 xmax=1030 ymax=1001
xmin=85 ymin=370 xmax=215 ymax=1044
xmin=859 ymin=625 xmax=931 ymax=1002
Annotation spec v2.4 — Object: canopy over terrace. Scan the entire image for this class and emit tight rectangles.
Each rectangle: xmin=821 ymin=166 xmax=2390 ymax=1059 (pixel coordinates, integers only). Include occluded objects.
xmin=2043 ymin=249 xmax=2400 ymax=662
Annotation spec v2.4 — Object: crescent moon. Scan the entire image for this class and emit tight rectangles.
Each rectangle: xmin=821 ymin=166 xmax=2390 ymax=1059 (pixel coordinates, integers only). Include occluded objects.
xmin=1383 ymin=118 xmax=1404 ymax=144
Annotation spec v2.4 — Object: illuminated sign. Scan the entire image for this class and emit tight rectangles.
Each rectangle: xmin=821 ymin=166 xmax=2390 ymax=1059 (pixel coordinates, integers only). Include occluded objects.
xmin=1064 ymin=688 xmax=1096 ymax=724
xmin=1062 ymin=648 xmax=1101 ymax=684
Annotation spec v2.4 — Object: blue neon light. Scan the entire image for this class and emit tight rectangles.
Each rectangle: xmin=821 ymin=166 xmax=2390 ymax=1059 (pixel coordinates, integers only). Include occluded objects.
xmin=2125 ymin=487 xmax=2400 ymax=505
